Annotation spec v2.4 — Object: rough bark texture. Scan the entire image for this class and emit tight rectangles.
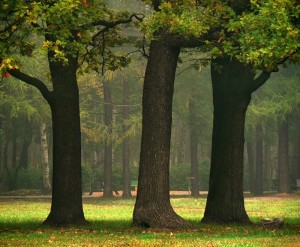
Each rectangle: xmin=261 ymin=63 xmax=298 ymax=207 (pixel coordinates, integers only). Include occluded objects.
xmin=202 ymin=57 xmax=254 ymax=224
xmin=254 ymin=124 xmax=264 ymax=196
xmin=189 ymin=100 xmax=200 ymax=197
xmin=103 ymin=80 xmax=113 ymax=198
xmin=278 ymin=119 xmax=291 ymax=193
xmin=43 ymin=53 xmax=87 ymax=226
xmin=132 ymin=40 xmax=190 ymax=229
xmin=40 ymin=123 xmax=51 ymax=194
xmin=122 ymin=79 xmax=132 ymax=198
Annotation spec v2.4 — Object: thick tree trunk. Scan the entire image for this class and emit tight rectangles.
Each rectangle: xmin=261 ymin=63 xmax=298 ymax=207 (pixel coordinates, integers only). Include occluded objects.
xmin=189 ymin=100 xmax=200 ymax=197
xmin=122 ymin=79 xmax=132 ymax=198
xmin=102 ymin=80 xmax=113 ymax=198
xmin=246 ymin=140 xmax=255 ymax=193
xmin=278 ymin=119 xmax=291 ymax=193
xmin=40 ymin=123 xmax=51 ymax=194
xmin=43 ymin=54 xmax=87 ymax=226
xmin=202 ymin=57 xmax=253 ymax=224
xmin=254 ymin=124 xmax=264 ymax=195
xmin=133 ymin=40 xmax=190 ymax=229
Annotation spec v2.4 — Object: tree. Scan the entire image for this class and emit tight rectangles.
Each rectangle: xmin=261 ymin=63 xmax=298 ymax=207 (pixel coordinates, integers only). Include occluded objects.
xmin=133 ymin=0 xmax=227 ymax=228
xmin=102 ymin=78 xmax=114 ymax=198
xmin=202 ymin=0 xmax=299 ymax=223
xmin=0 ymin=0 xmax=142 ymax=225
xmin=189 ymin=99 xmax=200 ymax=197
xmin=254 ymin=123 xmax=264 ymax=196
xmin=278 ymin=118 xmax=291 ymax=193
xmin=40 ymin=123 xmax=51 ymax=194
xmin=122 ymin=78 xmax=132 ymax=198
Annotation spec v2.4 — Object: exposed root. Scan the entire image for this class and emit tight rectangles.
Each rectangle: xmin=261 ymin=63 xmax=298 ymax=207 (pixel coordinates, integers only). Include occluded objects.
xmin=133 ymin=204 xmax=193 ymax=229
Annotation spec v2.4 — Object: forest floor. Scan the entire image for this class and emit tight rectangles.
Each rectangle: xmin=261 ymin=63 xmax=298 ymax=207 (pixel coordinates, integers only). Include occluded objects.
xmin=0 ymin=189 xmax=299 ymax=200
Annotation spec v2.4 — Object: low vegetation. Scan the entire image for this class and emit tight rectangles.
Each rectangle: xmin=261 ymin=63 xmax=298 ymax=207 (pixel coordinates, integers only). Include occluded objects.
xmin=0 ymin=195 xmax=299 ymax=246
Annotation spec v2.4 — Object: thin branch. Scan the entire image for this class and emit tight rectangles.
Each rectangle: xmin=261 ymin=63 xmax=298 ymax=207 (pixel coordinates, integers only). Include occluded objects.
xmin=9 ymin=69 xmax=53 ymax=105
xmin=91 ymin=14 xmax=144 ymax=40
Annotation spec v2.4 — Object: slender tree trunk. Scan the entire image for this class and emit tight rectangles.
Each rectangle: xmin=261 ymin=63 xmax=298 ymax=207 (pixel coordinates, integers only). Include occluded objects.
xmin=264 ymin=126 xmax=272 ymax=191
xmin=103 ymin=80 xmax=113 ymax=198
xmin=133 ymin=40 xmax=190 ymax=229
xmin=202 ymin=57 xmax=254 ymax=224
xmin=40 ymin=123 xmax=51 ymax=194
xmin=177 ymin=120 xmax=186 ymax=164
xmin=122 ymin=79 xmax=132 ymax=198
xmin=189 ymin=100 xmax=200 ymax=197
xmin=291 ymin=123 xmax=300 ymax=181
xmin=43 ymin=53 xmax=87 ymax=226
xmin=246 ymin=140 xmax=255 ymax=193
xmin=254 ymin=124 xmax=264 ymax=195
xmin=19 ymin=119 xmax=32 ymax=170
xmin=278 ymin=118 xmax=291 ymax=193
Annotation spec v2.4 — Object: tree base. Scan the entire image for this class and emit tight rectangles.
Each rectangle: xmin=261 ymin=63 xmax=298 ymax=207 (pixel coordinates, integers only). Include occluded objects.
xmin=133 ymin=203 xmax=192 ymax=229
xmin=42 ymin=214 xmax=89 ymax=227
xmin=201 ymin=215 xmax=252 ymax=225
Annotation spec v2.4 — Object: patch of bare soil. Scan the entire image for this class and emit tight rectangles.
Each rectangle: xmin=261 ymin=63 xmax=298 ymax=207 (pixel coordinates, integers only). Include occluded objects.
xmin=246 ymin=192 xmax=300 ymax=200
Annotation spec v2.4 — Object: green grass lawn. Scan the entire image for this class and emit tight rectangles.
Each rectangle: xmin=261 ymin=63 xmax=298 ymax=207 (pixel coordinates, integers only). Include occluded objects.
xmin=0 ymin=195 xmax=299 ymax=246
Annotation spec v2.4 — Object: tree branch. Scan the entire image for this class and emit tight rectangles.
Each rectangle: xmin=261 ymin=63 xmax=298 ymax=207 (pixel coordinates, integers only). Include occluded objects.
xmin=250 ymin=70 xmax=271 ymax=93
xmin=9 ymin=69 xmax=53 ymax=105
xmin=91 ymin=13 xmax=144 ymax=29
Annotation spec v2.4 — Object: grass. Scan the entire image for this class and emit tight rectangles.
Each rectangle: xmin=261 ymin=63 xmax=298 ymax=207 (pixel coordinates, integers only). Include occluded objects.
xmin=0 ymin=195 xmax=299 ymax=246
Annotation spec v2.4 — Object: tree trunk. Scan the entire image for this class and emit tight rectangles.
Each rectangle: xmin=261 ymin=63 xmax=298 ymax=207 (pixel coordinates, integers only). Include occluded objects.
xmin=122 ymin=79 xmax=132 ymax=198
xmin=278 ymin=118 xmax=291 ymax=193
xmin=202 ymin=57 xmax=254 ymax=224
xmin=103 ymin=80 xmax=113 ymax=198
xmin=132 ymin=40 xmax=190 ymax=229
xmin=291 ymin=123 xmax=300 ymax=181
xmin=254 ymin=124 xmax=264 ymax=195
xmin=43 ymin=53 xmax=87 ymax=226
xmin=246 ymin=140 xmax=255 ymax=193
xmin=19 ymin=119 xmax=32 ymax=170
xmin=40 ymin=123 xmax=51 ymax=194
xmin=189 ymin=99 xmax=200 ymax=197
xmin=264 ymin=126 xmax=272 ymax=191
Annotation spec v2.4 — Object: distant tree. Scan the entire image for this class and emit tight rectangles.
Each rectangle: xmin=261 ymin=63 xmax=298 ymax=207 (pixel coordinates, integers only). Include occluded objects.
xmin=254 ymin=124 xmax=264 ymax=196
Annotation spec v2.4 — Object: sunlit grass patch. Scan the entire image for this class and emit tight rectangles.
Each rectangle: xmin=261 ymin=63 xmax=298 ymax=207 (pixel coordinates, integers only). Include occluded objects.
xmin=0 ymin=196 xmax=299 ymax=246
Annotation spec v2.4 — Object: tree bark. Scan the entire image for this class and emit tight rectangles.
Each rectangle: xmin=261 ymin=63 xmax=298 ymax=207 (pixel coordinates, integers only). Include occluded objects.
xmin=278 ymin=118 xmax=291 ymax=193
xmin=43 ymin=52 xmax=87 ymax=226
xmin=202 ymin=57 xmax=257 ymax=224
xmin=189 ymin=99 xmax=200 ymax=197
xmin=122 ymin=79 xmax=132 ymax=198
xmin=132 ymin=39 xmax=190 ymax=229
xmin=254 ymin=124 xmax=264 ymax=195
xmin=40 ymin=123 xmax=51 ymax=194
xmin=103 ymin=80 xmax=113 ymax=198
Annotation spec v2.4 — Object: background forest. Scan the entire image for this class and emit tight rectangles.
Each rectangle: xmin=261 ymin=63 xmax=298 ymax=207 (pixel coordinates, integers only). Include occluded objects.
xmin=0 ymin=0 xmax=299 ymax=197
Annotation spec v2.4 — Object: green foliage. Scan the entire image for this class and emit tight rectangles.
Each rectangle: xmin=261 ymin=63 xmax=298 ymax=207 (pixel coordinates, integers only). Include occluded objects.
xmin=248 ymin=64 xmax=300 ymax=124
xmin=143 ymin=1 xmax=234 ymax=40
xmin=225 ymin=0 xmax=300 ymax=70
